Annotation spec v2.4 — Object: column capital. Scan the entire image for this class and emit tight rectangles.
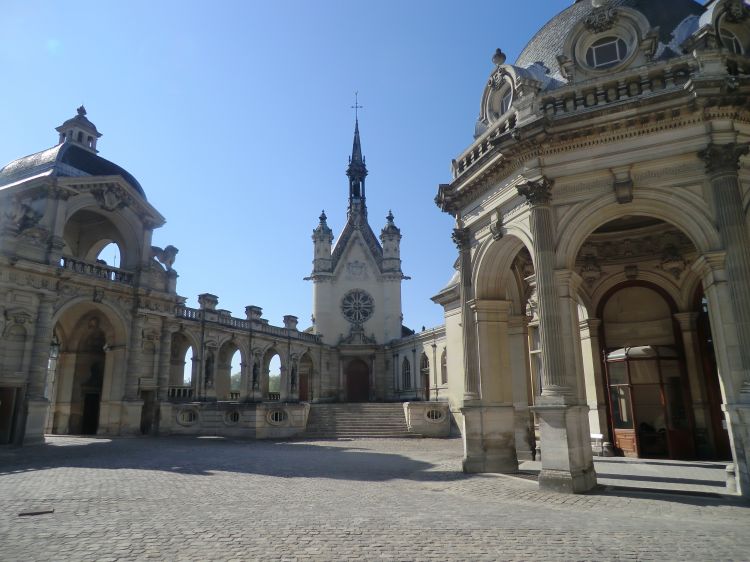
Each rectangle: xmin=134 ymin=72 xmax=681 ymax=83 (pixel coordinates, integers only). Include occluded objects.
xmin=469 ymin=299 xmax=511 ymax=322
xmin=554 ymin=268 xmax=584 ymax=295
xmin=517 ymin=176 xmax=553 ymax=206
xmin=673 ymin=311 xmax=699 ymax=331
xmin=507 ymin=314 xmax=528 ymax=334
xmin=580 ymin=317 xmax=602 ymax=333
xmin=452 ymin=227 xmax=471 ymax=251
xmin=691 ymin=251 xmax=726 ymax=280
xmin=698 ymin=142 xmax=749 ymax=175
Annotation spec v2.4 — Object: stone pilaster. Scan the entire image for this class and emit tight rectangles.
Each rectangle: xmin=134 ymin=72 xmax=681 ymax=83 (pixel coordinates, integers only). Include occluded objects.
xmin=124 ymin=313 xmax=146 ymax=400
xmin=156 ymin=321 xmax=173 ymax=402
xmin=27 ymin=298 xmax=55 ymax=399
xmin=22 ymin=297 xmax=56 ymax=444
xmin=518 ymin=177 xmax=596 ymax=493
xmin=461 ymin=300 xmax=518 ymax=473
xmin=453 ymin=227 xmax=479 ymax=401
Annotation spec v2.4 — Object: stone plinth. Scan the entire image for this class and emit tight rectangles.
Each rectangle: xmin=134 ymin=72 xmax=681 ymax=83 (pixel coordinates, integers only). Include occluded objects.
xmin=532 ymin=402 xmax=597 ymax=493
xmin=461 ymin=404 xmax=518 ymax=473
xmin=403 ymin=402 xmax=451 ymax=437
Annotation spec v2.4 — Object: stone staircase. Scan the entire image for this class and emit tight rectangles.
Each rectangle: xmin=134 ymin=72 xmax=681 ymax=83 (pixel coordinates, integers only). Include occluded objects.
xmin=302 ymin=403 xmax=417 ymax=439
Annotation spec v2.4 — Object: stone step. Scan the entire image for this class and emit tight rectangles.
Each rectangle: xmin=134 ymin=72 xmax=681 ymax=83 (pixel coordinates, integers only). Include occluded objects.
xmin=302 ymin=403 xmax=411 ymax=439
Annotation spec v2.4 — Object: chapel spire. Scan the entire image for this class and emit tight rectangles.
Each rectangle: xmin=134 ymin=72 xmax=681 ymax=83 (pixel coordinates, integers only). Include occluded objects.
xmin=346 ymin=96 xmax=368 ymax=220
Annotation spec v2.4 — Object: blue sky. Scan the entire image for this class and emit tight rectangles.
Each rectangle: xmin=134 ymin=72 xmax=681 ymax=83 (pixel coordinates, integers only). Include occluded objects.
xmin=1 ymin=0 xmax=572 ymax=333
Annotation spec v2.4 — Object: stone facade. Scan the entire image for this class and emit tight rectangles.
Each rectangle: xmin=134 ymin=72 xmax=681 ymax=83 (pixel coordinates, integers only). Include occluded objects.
xmin=434 ymin=0 xmax=750 ymax=495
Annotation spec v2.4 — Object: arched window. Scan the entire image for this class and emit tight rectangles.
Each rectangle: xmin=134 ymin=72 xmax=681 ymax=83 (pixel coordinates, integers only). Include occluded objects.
xmin=440 ymin=349 xmax=448 ymax=385
xmin=402 ymin=357 xmax=411 ymax=390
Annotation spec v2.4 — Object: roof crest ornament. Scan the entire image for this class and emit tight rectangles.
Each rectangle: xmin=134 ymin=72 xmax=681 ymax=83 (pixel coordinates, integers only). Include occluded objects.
xmin=584 ymin=1 xmax=618 ymax=34
xmin=77 ymin=105 xmax=87 ymax=117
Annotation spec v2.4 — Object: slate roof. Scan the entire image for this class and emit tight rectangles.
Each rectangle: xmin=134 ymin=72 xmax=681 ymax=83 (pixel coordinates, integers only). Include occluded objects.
xmin=0 ymin=142 xmax=146 ymax=197
xmin=515 ymin=0 xmax=706 ymax=82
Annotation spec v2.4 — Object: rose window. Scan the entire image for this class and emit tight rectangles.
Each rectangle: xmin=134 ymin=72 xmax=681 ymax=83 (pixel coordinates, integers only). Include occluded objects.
xmin=341 ymin=290 xmax=374 ymax=324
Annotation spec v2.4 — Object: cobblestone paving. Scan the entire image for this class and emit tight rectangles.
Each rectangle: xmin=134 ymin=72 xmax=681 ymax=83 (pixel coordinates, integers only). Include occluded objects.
xmin=1 ymin=436 xmax=749 ymax=561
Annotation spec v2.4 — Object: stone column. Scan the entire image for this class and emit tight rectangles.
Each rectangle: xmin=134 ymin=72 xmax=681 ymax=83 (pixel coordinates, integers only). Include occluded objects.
xmin=698 ymin=143 xmax=750 ymax=496
xmin=579 ymin=318 xmax=610 ymax=445
xmin=699 ymin=143 xmax=750 ymax=393
xmin=461 ymin=299 xmax=518 ymax=473
xmin=453 ymin=227 xmax=480 ymax=402
xmin=508 ymin=315 xmax=534 ymax=461
xmin=518 ymin=177 xmax=596 ymax=493
xmin=23 ymin=297 xmax=55 ymax=444
xmin=693 ymin=252 xmax=750 ymax=495
xmin=674 ymin=312 xmax=713 ymax=456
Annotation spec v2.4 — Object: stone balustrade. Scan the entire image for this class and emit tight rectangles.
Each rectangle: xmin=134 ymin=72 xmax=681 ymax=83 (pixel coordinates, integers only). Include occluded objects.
xmin=59 ymin=256 xmax=134 ymax=284
xmin=174 ymin=306 xmax=321 ymax=343
xmin=167 ymin=385 xmax=194 ymax=400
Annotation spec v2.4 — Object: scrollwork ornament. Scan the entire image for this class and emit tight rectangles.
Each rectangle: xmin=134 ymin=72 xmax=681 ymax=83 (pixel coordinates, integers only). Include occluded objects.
xmin=584 ymin=5 xmax=618 ymax=33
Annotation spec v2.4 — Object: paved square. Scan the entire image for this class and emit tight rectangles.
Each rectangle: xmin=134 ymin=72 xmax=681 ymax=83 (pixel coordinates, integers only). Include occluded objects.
xmin=1 ymin=436 xmax=749 ymax=561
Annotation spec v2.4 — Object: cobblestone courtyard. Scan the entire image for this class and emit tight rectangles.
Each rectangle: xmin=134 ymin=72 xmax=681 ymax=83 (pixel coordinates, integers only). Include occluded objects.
xmin=1 ymin=436 xmax=749 ymax=561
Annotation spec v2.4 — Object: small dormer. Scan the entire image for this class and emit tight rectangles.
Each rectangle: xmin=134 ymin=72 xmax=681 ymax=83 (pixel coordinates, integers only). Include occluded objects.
xmin=55 ymin=106 xmax=102 ymax=153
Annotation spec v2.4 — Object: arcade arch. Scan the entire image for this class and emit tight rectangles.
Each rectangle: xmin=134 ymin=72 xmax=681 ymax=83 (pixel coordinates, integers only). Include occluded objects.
xmin=48 ymin=301 xmax=128 ymax=435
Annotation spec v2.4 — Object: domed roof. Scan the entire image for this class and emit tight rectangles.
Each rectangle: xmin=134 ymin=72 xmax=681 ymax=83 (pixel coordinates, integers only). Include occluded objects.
xmin=0 ymin=142 xmax=146 ymax=197
xmin=515 ymin=0 xmax=705 ymax=82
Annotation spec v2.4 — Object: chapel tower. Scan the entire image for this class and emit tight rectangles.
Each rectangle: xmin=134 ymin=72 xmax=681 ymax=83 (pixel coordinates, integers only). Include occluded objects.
xmin=308 ymin=118 xmax=406 ymax=400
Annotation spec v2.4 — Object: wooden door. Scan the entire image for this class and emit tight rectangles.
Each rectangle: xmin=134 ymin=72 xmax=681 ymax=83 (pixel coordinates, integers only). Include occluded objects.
xmin=346 ymin=359 xmax=369 ymax=402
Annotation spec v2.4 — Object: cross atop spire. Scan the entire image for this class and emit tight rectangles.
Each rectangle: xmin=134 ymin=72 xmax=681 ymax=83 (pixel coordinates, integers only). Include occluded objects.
xmin=351 ymin=91 xmax=363 ymax=122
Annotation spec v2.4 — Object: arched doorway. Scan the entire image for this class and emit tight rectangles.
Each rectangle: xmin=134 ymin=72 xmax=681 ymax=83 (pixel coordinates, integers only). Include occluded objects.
xmin=599 ymin=283 xmax=695 ymax=459
xmin=346 ymin=358 xmax=369 ymax=402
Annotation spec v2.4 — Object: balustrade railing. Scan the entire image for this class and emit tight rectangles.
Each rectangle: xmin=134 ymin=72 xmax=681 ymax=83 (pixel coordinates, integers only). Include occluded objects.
xmin=228 ymin=391 xmax=241 ymax=401
xmin=173 ymin=307 xmax=321 ymax=343
xmin=60 ymin=256 xmax=134 ymax=285
xmin=168 ymin=385 xmax=194 ymax=400
xmin=267 ymin=392 xmax=281 ymax=401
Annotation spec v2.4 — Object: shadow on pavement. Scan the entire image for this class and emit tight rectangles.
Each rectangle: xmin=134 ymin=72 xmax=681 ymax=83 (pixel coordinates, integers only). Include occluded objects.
xmin=0 ymin=435 xmax=469 ymax=484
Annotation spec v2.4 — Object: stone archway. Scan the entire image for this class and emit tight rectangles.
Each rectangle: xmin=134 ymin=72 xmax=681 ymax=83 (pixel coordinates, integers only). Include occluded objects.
xmin=345 ymin=359 xmax=369 ymax=402
xmin=49 ymin=302 xmax=128 ymax=436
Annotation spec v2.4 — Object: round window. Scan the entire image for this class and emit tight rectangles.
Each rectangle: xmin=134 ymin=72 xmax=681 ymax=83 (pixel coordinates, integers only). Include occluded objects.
xmin=585 ymin=36 xmax=628 ymax=69
xmin=341 ymin=290 xmax=374 ymax=324
xmin=177 ymin=408 xmax=198 ymax=426
xmin=267 ymin=410 xmax=288 ymax=425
